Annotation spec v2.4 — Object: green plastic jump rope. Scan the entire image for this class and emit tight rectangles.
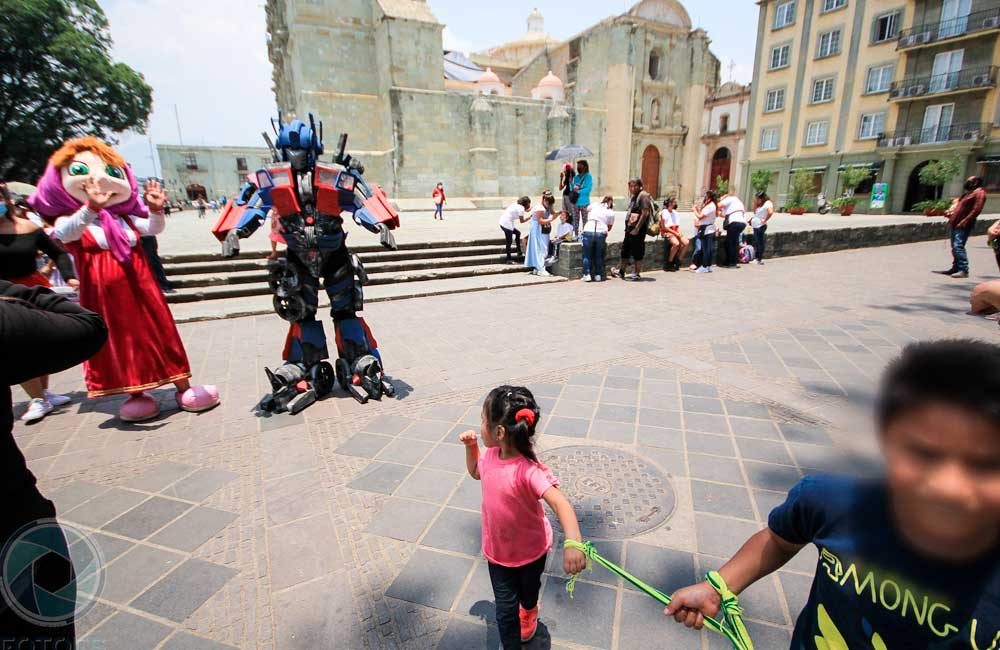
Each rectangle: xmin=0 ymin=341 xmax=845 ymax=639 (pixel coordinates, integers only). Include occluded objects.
xmin=562 ymin=539 xmax=755 ymax=650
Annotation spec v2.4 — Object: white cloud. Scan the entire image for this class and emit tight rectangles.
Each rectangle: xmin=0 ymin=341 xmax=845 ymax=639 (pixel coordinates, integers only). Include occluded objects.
xmin=98 ymin=0 xmax=276 ymax=175
xmin=442 ymin=26 xmax=475 ymax=55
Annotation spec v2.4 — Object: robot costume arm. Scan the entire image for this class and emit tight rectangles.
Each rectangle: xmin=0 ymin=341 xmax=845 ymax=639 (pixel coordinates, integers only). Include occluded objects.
xmin=218 ymin=180 xmax=272 ymax=257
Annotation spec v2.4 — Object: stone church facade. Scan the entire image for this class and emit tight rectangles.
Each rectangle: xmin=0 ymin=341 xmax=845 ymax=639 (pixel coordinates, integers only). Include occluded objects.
xmin=264 ymin=0 xmax=719 ymax=203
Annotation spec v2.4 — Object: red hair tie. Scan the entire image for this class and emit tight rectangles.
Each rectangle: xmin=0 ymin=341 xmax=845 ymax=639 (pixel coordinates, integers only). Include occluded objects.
xmin=514 ymin=408 xmax=536 ymax=427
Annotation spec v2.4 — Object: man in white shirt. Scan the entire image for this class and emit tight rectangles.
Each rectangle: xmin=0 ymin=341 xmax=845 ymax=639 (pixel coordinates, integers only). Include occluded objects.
xmin=499 ymin=196 xmax=531 ymax=264
xmin=718 ymin=192 xmax=747 ymax=268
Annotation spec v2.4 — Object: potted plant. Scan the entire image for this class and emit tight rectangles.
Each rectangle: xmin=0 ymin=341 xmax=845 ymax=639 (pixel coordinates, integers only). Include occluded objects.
xmin=714 ymin=175 xmax=729 ymax=194
xmin=786 ymin=169 xmax=812 ymax=215
xmin=750 ymin=169 xmax=773 ymax=195
xmin=832 ymin=167 xmax=872 ymax=216
xmin=915 ymin=157 xmax=962 ymax=216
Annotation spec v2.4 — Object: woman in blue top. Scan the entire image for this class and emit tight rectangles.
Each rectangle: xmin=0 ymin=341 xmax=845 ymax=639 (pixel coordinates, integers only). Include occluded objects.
xmin=571 ymin=160 xmax=593 ymax=237
xmin=524 ymin=191 xmax=560 ymax=277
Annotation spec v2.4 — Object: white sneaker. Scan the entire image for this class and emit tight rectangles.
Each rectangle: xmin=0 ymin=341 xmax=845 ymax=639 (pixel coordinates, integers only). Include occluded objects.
xmin=594 ymin=275 xmax=603 ymax=282
xmin=688 ymin=264 xmax=698 ymax=271
xmin=44 ymin=391 xmax=72 ymax=407
xmin=22 ymin=398 xmax=53 ymax=423
xmin=538 ymin=270 xmax=552 ymax=277
xmin=695 ymin=266 xmax=711 ymax=274
xmin=582 ymin=275 xmax=593 ymax=282
xmin=627 ymin=273 xmax=640 ymax=281
xmin=757 ymin=260 xmax=764 ymax=265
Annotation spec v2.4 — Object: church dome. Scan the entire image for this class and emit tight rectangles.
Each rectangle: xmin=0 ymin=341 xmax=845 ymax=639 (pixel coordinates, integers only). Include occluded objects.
xmin=537 ymin=71 xmax=563 ymax=88
xmin=478 ymin=67 xmax=501 ymax=84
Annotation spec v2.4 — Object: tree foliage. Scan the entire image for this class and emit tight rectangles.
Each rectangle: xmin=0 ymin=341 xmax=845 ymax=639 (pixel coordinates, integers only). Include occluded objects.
xmin=714 ymin=175 xmax=729 ymax=194
xmin=750 ymin=169 xmax=773 ymax=194
xmin=918 ymin=157 xmax=963 ymax=193
xmin=0 ymin=0 xmax=152 ymax=180
xmin=787 ymin=170 xmax=814 ymax=209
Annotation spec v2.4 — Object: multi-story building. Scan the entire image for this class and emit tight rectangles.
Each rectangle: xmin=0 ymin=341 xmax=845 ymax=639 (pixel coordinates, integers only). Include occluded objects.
xmin=743 ymin=0 xmax=1000 ymax=213
xmin=697 ymin=81 xmax=751 ymax=199
xmin=157 ymin=145 xmax=271 ymax=203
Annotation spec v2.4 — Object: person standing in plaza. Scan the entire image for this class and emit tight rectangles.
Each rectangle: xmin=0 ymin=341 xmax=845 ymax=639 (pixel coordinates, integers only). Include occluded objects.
xmin=751 ymin=191 xmax=773 ymax=265
xmin=936 ymin=176 xmax=986 ymax=279
xmin=581 ymin=195 xmax=615 ymax=282
xmin=197 ymin=198 xmax=206 ymax=219
xmin=612 ymin=178 xmax=652 ymax=281
xmin=570 ymin=160 xmax=593 ymax=236
xmin=559 ymin=163 xmax=576 ymax=220
xmin=0 ymin=184 xmax=79 ymax=422
xmin=660 ymin=197 xmax=688 ymax=272
xmin=500 ymin=197 xmax=530 ymax=264
xmin=1 ymin=279 xmax=108 ymax=647
xmin=458 ymin=386 xmax=586 ymax=648
xmin=691 ymin=191 xmax=719 ymax=274
xmin=718 ymin=191 xmax=747 ymax=268
xmin=524 ymin=191 xmax=559 ymax=277
xmin=432 ymin=182 xmax=446 ymax=220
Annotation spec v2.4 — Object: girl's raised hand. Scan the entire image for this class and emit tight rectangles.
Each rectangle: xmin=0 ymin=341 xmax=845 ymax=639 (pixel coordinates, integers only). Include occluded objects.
xmin=458 ymin=430 xmax=478 ymax=446
xmin=563 ymin=545 xmax=587 ymax=575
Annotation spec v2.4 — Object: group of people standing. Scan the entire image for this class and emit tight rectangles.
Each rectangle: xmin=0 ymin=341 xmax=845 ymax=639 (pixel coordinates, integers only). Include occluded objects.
xmin=683 ymin=189 xmax=774 ymax=275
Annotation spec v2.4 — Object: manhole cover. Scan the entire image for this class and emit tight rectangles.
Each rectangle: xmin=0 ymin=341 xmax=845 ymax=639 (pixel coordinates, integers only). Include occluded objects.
xmin=540 ymin=446 xmax=675 ymax=539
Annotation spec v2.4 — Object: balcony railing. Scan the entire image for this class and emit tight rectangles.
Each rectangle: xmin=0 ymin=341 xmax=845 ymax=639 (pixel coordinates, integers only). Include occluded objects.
xmin=888 ymin=66 xmax=998 ymax=100
xmin=897 ymin=6 xmax=1000 ymax=49
xmin=876 ymin=122 xmax=989 ymax=147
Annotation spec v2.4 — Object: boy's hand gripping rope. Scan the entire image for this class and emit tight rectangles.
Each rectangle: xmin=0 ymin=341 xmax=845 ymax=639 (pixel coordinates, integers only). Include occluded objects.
xmin=563 ymin=539 xmax=754 ymax=650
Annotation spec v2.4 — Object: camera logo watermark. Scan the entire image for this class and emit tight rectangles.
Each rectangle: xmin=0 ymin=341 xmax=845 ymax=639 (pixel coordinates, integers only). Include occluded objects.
xmin=1 ymin=519 xmax=104 ymax=627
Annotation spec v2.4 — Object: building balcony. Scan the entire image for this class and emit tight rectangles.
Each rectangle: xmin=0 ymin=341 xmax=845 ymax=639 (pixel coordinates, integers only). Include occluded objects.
xmin=897 ymin=6 xmax=1000 ymax=50
xmin=876 ymin=122 xmax=989 ymax=148
xmin=888 ymin=66 xmax=998 ymax=100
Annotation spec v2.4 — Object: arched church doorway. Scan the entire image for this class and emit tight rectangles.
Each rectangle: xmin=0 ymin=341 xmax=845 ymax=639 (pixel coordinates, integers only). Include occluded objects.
xmin=711 ymin=147 xmax=732 ymax=190
xmin=641 ymin=145 xmax=661 ymax=198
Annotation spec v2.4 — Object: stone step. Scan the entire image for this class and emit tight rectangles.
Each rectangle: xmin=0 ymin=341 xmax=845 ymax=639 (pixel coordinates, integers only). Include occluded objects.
xmin=168 ymin=271 xmax=566 ymax=323
xmin=161 ymin=237 xmax=508 ymax=264
xmin=162 ymin=244 xmax=510 ymax=275
xmin=165 ymin=263 xmax=530 ymax=303
xmin=168 ymin=253 xmax=515 ymax=288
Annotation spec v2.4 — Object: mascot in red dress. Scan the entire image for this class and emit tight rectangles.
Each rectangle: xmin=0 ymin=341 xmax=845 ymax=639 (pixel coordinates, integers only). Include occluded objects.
xmin=28 ymin=137 xmax=220 ymax=422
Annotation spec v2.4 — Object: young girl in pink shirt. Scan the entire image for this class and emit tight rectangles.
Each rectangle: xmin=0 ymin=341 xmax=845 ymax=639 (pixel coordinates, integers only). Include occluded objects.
xmin=459 ymin=385 xmax=587 ymax=648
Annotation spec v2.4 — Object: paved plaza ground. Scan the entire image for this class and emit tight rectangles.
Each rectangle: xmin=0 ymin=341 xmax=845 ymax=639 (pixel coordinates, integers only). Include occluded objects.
xmin=10 ymin=236 xmax=1000 ymax=649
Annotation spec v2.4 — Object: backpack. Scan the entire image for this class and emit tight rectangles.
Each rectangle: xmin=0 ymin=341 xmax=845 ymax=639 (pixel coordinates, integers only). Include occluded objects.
xmin=739 ymin=243 xmax=755 ymax=264
xmin=645 ymin=193 xmax=661 ymax=237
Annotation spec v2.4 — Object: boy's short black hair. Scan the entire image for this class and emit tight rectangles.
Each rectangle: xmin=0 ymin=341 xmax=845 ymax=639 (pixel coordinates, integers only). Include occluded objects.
xmin=877 ymin=339 xmax=1000 ymax=430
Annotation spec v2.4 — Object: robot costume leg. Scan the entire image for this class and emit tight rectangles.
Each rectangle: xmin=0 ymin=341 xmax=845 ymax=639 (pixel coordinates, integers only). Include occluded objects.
xmin=323 ymin=246 xmax=394 ymax=404
xmin=256 ymin=256 xmax=335 ymax=415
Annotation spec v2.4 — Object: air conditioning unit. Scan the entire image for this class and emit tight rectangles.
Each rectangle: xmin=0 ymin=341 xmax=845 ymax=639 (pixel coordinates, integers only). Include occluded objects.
xmin=972 ymin=73 xmax=993 ymax=87
xmin=914 ymin=31 xmax=933 ymax=44
xmin=983 ymin=15 xmax=1000 ymax=29
xmin=904 ymin=84 xmax=926 ymax=97
xmin=964 ymin=129 xmax=982 ymax=140
xmin=889 ymin=136 xmax=913 ymax=146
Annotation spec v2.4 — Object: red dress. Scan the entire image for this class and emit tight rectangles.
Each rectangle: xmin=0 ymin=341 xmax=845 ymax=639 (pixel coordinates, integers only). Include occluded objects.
xmin=66 ymin=222 xmax=191 ymax=397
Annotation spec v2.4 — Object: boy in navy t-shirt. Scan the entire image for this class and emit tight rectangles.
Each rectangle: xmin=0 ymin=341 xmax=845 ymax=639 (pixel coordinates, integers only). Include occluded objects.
xmin=665 ymin=340 xmax=1000 ymax=649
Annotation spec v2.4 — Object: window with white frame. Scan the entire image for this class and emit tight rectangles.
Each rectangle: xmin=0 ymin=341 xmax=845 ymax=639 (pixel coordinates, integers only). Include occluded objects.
xmin=770 ymin=44 xmax=791 ymax=70
xmin=811 ymin=77 xmax=836 ymax=103
xmin=865 ymin=64 xmax=894 ymax=93
xmin=760 ymin=126 xmax=781 ymax=151
xmin=822 ymin=0 xmax=847 ymax=11
xmin=774 ymin=1 xmax=796 ymax=29
xmin=765 ymin=88 xmax=786 ymax=112
xmin=873 ymin=11 xmax=900 ymax=43
xmin=858 ymin=112 xmax=887 ymax=139
xmin=816 ymin=29 xmax=842 ymax=58
xmin=805 ymin=121 xmax=830 ymax=146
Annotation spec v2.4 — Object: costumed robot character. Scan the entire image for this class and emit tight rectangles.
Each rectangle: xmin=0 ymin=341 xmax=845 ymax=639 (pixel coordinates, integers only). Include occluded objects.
xmin=28 ymin=137 xmax=221 ymax=422
xmin=212 ymin=114 xmax=399 ymax=414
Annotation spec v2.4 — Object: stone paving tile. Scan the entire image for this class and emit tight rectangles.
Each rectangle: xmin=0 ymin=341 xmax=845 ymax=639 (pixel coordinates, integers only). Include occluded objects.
xmin=335 ymin=432 xmax=393 ymax=458
xmin=594 ymin=403 xmax=637 ymax=423
xmin=700 ymin=556 xmax=788 ymax=625
xmin=729 ymin=417 xmax=781 ymax=440
xmin=348 ymin=461 xmax=412 ymax=494
xmin=544 ymin=416 xmax=590 ymax=438
xmin=101 ymin=544 xmax=185 ymax=604
xmin=605 ymin=376 xmax=640 ymax=390
xmin=619 ymin=590 xmax=702 ymax=649
xmin=600 ymin=387 xmax=638 ymax=404
xmin=690 ymin=480 xmax=755 ymax=520
xmin=681 ymin=382 xmax=719 ymax=398
xmin=778 ymin=422 xmax=833 ymax=446
xmin=742 ymin=461 xmax=802 ymax=491
xmin=638 ymin=407 xmax=681 ymax=428
xmin=455 ymin=561 xmax=496 ymax=619
xmin=400 ymin=419 xmax=452 ymax=441
xmin=262 ymin=469 xmax=327 ymax=526
xmin=752 ymin=489 xmax=788 ymax=521
xmin=724 ymin=400 xmax=771 ymax=419
xmin=72 ymin=532 xmax=132 ymax=566
xmin=48 ymin=480 xmax=109 ymax=512
xmin=75 ymin=601 xmax=116 ymax=638
xmin=779 ymin=570 xmax=815 ymax=620
xmin=268 ymin=513 xmax=341 ymax=591
xmin=420 ymin=507 xmax=482 ymax=555
xmin=687 ymin=453 xmax=743 ymax=485
xmin=567 ymin=373 xmax=603 ymax=386
xmin=419 ymin=442 xmax=467 ymax=472
xmin=132 ymin=557 xmax=238 ymax=622
xmin=683 ymin=412 xmax=729 ymax=435
xmin=83 ymin=611 xmax=173 ymax=649
xmin=707 ymin=621 xmax=792 ymax=649
xmin=449 ymin=475 xmax=483 ymax=511
xmin=436 ymin=618 xmax=501 ymax=650
xmin=735 ymin=438 xmax=795 ymax=466
xmin=386 ymin=548 xmax=474 ymax=611
xmin=103 ymin=496 xmax=191 ymax=540
xmin=562 ymin=384 xmax=600 ymax=402
xmin=163 ymin=467 xmax=238 ymax=501
xmin=396 ymin=467 xmax=463 ymax=503
xmin=684 ymin=432 xmax=735 ymax=457
xmin=149 ymin=506 xmax=238 ymax=552
xmin=552 ymin=399 xmax=594 ymax=418
xmin=608 ymin=365 xmax=642 ymax=378
xmin=695 ymin=514 xmax=763 ymax=559
xmin=63 ymin=488 xmax=148 ymax=529
xmin=419 ymin=403 xmax=469 ymax=422
xmin=636 ymin=426 xmax=684 ymax=450
xmin=362 ymin=414 xmax=414 ymax=435
xmin=367 ymin=497 xmax=441 ymax=542
xmin=539 ymin=578 xmax=615 ymax=648
xmin=270 ymin=572 xmax=363 ymax=649
xmin=376 ymin=437 xmax=435 ymax=465
xmin=123 ymin=461 xmax=196 ymax=492
xmin=589 ymin=420 xmax=636 ymax=444
xmin=161 ymin=631 xmax=239 ymax=650
xmin=623 ymin=542 xmax=696 ymax=595
xmin=682 ymin=396 xmax=725 ymax=414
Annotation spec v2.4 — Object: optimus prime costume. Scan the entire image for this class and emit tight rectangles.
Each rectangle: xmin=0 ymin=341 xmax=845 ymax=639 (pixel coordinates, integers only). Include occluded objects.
xmin=212 ymin=115 xmax=399 ymax=414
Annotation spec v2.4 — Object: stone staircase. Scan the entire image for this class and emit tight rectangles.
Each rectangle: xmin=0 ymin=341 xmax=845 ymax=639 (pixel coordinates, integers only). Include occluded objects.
xmin=163 ymin=238 xmax=565 ymax=322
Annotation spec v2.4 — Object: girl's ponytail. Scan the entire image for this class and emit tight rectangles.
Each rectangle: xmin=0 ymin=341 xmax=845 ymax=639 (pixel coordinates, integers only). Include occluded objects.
xmin=484 ymin=385 xmax=541 ymax=464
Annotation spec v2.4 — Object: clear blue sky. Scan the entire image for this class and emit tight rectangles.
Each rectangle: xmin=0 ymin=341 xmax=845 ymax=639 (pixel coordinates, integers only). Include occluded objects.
xmin=101 ymin=0 xmax=758 ymax=177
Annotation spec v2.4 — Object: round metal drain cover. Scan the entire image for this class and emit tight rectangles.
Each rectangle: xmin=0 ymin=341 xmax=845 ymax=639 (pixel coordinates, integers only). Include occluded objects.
xmin=540 ymin=445 xmax=675 ymax=539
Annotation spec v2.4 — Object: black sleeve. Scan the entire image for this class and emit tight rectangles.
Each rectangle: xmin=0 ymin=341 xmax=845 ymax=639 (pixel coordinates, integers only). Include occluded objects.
xmin=33 ymin=229 xmax=76 ymax=281
xmin=0 ymin=280 xmax=107 ymax=385
xmin=767 ymin=477 xmax=827 ymax=544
